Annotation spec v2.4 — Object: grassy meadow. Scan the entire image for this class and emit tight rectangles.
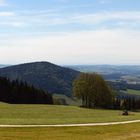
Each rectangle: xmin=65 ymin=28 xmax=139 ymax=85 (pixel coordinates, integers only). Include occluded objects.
xmin=0 ymin=102 xmax=140 ymax=125
xmin=0 ymin=103 xmax=140 ymax=139
xmin=0 ymin=123 xmax=140 ymax=140
xmin=125 ymin=89 xmax=140 ymax=96
xmin=53 ymin=93 xmax=82 ymax=106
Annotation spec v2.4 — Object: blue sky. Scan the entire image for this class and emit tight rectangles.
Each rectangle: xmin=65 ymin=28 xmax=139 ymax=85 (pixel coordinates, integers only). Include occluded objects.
xmin=0 ymin=0 xmax=140 ymax=65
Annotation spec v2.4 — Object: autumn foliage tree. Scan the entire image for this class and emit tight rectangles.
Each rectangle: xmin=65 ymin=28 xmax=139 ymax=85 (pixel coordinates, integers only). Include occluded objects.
xmin=73 ymin=73 xmax=114 ymax=108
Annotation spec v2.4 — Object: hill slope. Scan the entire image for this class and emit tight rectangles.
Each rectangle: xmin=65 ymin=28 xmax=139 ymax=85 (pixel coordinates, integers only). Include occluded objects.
xmin=0 ymin=62 xmax=79 ymax=96
xmin=0 ymin=65 xmax=8 ymax=68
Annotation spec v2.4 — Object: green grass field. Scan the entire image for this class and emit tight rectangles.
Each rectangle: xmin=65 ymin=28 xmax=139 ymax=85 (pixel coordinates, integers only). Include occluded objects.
xmin=122 ymin=89 xmax=140 ymax=96
xmin=53 ymin=94 xmax=82 ymax=106
xmin=0 ymin=103 xmax=140 ymax=139
xmin=0 ymin=102 xmax=140 ymax=125
xmin=0 ymin=123 xmax=140 ymax=140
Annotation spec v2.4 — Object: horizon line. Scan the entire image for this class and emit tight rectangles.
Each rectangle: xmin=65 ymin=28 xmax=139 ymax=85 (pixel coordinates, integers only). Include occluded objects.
xmin=1 ymin=61 xmax=140 ymax=66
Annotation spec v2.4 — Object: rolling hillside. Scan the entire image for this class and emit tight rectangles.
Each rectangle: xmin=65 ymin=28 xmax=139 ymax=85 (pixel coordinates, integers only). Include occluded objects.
xmin=0 ymin=62 xmax=80 ymax=96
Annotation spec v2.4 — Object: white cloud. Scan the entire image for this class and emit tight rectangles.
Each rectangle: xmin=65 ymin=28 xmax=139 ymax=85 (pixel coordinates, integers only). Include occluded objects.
xmin=0 ymin=12 xmax=26 ymax=28
xmin=0 ymin=12 xmax=15 ymax=17
xmin=100 ymin=0 xmax=111 ymax=4
xmin=11 ymin=22 xmax=26 ymax=27
xmin=19 ymin=10 xmax=140 ymax=29
xmin=1 ymin=10 xmax=140 ymax=29
xmin=0 ymin=29 xmax=140 ymax=65
xmin=71 ymin=11 xmax=140 ymax=25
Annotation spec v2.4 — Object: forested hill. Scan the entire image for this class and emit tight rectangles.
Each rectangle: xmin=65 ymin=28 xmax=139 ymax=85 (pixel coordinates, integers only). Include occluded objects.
xmin=0 ymin=76 xmax=53 ymax=104
xmin=0 ymin=62 xmax=80 ymax=96
xmin=0 ymin=65 xmax=8 ymax=68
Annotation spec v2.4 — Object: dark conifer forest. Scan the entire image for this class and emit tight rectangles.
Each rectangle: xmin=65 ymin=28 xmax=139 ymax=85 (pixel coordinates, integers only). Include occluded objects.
xmin=0 ymin=76 xmax=53 ymax=104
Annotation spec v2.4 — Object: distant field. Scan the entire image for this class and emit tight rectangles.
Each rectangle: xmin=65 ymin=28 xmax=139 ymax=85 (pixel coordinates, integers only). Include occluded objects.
xmin=127 ymin=89 xmax=140 ymax=96
xmin=0 ymin=123 xmax=140 ymax=140
xmin=122 ymin=89 xmax=140 ymax=96
xmin=0 ymin=103 xmax=140 ymax=125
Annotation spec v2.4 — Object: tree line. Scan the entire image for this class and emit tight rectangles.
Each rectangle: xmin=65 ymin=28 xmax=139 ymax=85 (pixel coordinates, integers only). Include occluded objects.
xmin=113 ymin=96 xmax=140 ymax=110
xmin=0 ymin=76 xmax=53 ymax=104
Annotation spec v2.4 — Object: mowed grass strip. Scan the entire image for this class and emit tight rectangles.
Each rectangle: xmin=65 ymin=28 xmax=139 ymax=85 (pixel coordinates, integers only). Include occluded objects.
xmin=0 ymin=123 xmax=140 ymax=140
xmin=0 ymin=103 xmax=140 ymax=125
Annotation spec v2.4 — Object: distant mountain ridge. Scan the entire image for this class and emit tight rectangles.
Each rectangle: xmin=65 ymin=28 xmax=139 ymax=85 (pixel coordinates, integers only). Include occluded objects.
xmin=68 ymin=65 xmax=140 ymax=75
xmin=0 ymin=62 xmax=80 ymax=96
xmin=0 ymin=65 xmax=9 ymax=68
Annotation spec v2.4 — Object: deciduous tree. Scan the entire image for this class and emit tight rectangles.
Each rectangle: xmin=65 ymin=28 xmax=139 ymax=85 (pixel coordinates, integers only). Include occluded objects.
xmin=73 ymin=73 xmax=114 ymax=108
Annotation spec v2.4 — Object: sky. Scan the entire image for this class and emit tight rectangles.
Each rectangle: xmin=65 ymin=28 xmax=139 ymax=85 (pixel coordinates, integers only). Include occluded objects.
xmin=0 ymin=0 xmax=140 ymax=65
